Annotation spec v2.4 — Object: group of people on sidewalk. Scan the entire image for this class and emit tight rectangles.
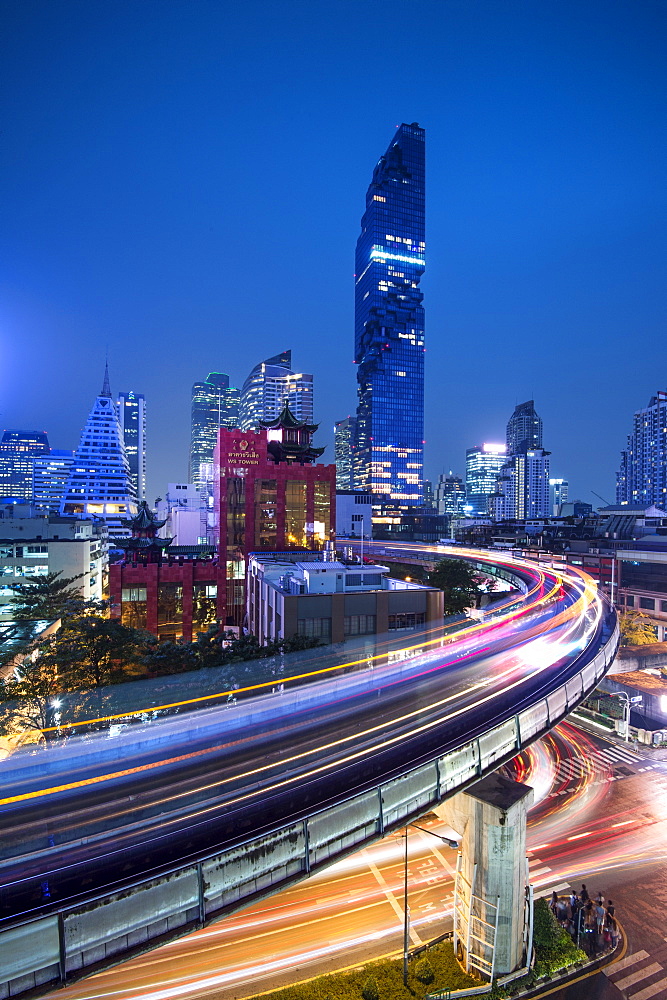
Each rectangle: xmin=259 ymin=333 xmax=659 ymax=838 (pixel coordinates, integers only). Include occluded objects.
xmin=550 ymin=884 xmax=620 ymax=957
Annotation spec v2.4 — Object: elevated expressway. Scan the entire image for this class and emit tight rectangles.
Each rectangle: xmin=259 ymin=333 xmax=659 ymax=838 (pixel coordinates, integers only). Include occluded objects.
xmin=0 ymin=548 xmax=618 ymax=997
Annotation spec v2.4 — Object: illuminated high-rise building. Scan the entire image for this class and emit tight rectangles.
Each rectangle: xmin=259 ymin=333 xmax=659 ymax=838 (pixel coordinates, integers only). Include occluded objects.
xmin=353 ymin=123 xmax=425 ymax=504
xmin=189 ymin=372 xmax=240 ymax=490
xmin=33 ymin=449 xmax=74 ymax=514
xmin=239 ymin=351 xmax=313 ymax=431
xmin=435 ymin=473 xmax=466 ymax=517
xmin=493 ymin=401 xmax=550 ymax=520
xmin=334 ymin=416 xmax=356 ymax=490
xmin=117 ymin=391 xmax=146 ymax=501
xmin=0 ymin=430 xmax=50 ymax=501
xmin=549 ymin=478 xmax=569 ymax=515
xmin=465 ymin=443 xmax=507 ymax=516
xmin=617 ymin=390 xmax=667 ymax=508
xmin=60 ymin=365 xmax=137 ymax=540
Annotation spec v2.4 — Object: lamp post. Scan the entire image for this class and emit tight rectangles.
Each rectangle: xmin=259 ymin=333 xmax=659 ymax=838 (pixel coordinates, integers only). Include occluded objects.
xmin=608 ymin=691 xmax=630 ymax=742
xmin=401 ymin=823 xmax=459 ymax=985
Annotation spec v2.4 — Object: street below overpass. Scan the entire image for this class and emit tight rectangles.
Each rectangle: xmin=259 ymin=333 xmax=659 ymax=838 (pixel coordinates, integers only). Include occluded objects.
xmin=43 ymin=718 xmax=667 ymax=1000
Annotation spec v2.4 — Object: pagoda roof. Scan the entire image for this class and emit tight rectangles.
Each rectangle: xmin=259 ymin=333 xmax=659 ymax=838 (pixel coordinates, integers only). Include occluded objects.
xmin=117 ymin=536 xmax=173 ymax=551
xmin=121 ymin=500 xmax=168 ymax=532
xmin=260 ymin=400 xmax=319 ymax=433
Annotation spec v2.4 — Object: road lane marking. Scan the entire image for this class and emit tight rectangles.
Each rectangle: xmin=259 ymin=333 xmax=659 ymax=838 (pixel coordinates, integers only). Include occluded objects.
xmin=604 ymin=950 xmax=650 ymax=975
xmin=363 ymin=852 xmax=422 ymax=947
xmin=631 ymin=976 xmax=667 ymax=1000
xmin=614 ymin=962 xmax=662 ymax=992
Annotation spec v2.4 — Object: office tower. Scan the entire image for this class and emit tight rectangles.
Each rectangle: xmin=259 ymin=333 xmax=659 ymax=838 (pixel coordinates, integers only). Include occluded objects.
xmin=423 ymin=479 xmax=434 ymax=509
xmin=617 ymin=390 xmax=667 ymax=508
xmin=189 ymin=372 xmax=240 ymax=490
xmin=550 ymin=478 xmax=569 ymax=515
xmin=60 ymin=364 xmax=137 ymax=540
xmin=334 ymin=416 xmax=357 ymax=490
xmin=117 ymin=392 xmax=146 ymax=501
xmin=32 ymin=449 xmax=75 ymax=514
xmin=435 ymin=473 xmax=466 ymax=517
xmin=466 ymin=444 xmax=507 ymax=516
xmin=353 ymin=123 xmax=425 ymax=504
xmin=0 ymin=430 xmax=50 ymax=501
xmin=239 ymin=351 xmax=314 ymax=431
xmin=506 ymin=400 xmax=542 ymax=454
xmin=493 ymin=401 xmax=550 ymax=520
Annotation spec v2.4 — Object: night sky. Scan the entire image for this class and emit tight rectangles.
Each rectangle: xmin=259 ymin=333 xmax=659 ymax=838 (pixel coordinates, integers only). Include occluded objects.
xmin=2 ymin=0 xmax=665 ymax=506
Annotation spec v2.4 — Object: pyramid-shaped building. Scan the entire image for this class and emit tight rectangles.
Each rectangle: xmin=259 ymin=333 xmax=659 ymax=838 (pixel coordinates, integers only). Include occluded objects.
xmin=60 ymin=365 xmax=137 ymax=540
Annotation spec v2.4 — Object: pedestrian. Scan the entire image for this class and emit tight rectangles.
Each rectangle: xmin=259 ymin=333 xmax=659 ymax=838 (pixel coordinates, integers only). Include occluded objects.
xmin=595 ymin=890 xmax=604 ymax=906
xmin=580 ymin=883 xmax=589 ymax=902
xmin=550 ymin=890 xmax=559 ymax=914
xmin=606 ymin=899 xmax=615 ymax=918
xmin=596 ymin=900 xmax=605 ymax=933
xmin=609 ymin=915 xmax=620 ymax=949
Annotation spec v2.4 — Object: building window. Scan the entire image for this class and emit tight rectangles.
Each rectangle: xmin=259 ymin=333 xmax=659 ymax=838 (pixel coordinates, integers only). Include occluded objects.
xmin=363 ymin=573 xmax=382 ymax=586
xmin=388 ymin=612 xmax=426 ymax=631
xmin=226 ymin=476 xmax=246 ymax=550
xmin=344 ymin=614 xmax=376 ymax=636
xmin=625 ymin=595 xmax=634 ymax=607
xmin=157 ymin=583 xmax=183 ymax=640
xmin=121 ymin=586 xmax=147 ymax=629
xmin=661 ymin=600 xmax=667 ymax=613
xmin=255 ymin=479 xmax=277 ymax=550
xmin=312 ymin=482 xmax=331 ymax=546
xmin=297 ymin=617 xmax=331 ymax=639
xmin=640 ymin=597 xmax=656 ymax=611
xmin=345 ymin=574 xmax=362 ymax=587
xmin=286 ymin=480 xmax=307 ymax=547
xmin=193 ymin=582 xmax=217 ymax=634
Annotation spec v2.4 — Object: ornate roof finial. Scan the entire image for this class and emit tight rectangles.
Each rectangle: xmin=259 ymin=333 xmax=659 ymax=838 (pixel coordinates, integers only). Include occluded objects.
xmin=101 ymin=360 xmax=112 ymax=398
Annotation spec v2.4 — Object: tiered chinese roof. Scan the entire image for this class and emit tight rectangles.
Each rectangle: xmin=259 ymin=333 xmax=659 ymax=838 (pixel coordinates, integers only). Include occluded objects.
xmin=118 ymin=501 xmax=173 ymax=564
xmin=260 ymin=401 xmax=325 ymax=465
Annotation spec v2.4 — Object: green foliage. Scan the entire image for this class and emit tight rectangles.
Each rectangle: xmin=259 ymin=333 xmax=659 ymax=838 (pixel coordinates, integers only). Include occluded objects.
xmin=239 ymin=942 xmax=476 ymax=1000
xmin=428 ymin=559 xmax=484 ymax=617
xmin=618 ymin=610 xmax=658 ymax=646
xmin=8 ymin=571 xmax=102 ymax=622
xmin=0 ymin=653 xmax=61 ymax=734
xmin=39 ymin=616 xmax=153 ymax=689
xmin=383 ymin=561 xmax=428 ymax=585
xmin=532 ymin=897 xmax=563 ymax=952
xmin=361 ymin=977 xmax=379 ymax=1000
xmin=414 ymin=956 xmax=434 ymax=984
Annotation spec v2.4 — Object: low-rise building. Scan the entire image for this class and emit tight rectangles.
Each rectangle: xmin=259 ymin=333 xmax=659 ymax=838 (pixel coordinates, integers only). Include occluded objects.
xmin=0 ymin=509 xmax=107 ymax=618
xmin=247 ymin=551 xmax=443 ymax=645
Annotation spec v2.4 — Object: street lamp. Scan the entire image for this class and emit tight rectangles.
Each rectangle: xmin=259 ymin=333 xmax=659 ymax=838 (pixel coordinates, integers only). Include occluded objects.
xmin=603 ymin=691 xmax=634 ymax=742
xmin=401 ymin=823 xmax=459 ymax=985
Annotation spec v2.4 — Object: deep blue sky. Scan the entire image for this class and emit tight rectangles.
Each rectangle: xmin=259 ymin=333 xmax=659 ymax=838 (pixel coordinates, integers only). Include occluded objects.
xmin=2 ymin=0 xmax=665 ymax=505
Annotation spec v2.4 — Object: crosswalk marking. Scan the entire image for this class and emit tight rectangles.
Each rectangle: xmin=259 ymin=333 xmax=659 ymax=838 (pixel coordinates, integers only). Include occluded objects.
xmin=535 ymin=882 xmax=570 ymax=896
xmin=604 ymin=950 xmax=650 ymax=976
xmin=614 ymin=962 xmax=663 ymax=992
xmin=631 ymin=976 xmax=667 ymax=1000
xmin=528 ymin=866 xmax=551 ymax=878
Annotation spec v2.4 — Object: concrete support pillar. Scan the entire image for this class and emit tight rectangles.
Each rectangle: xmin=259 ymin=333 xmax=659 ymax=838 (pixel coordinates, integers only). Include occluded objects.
xmin=436 ymin=772 xmax=533 ymax=977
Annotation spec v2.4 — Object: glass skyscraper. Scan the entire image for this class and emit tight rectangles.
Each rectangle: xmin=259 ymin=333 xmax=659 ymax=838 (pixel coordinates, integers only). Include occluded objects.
xmin=239 ymin=351 xmax=314 ymax=431
xmin=465 ymin=443 xmax=507 ymax=516
xmin=117 ymin=391 xmax=146 ymax=501
xmin=0 ymin=430 xmax=50 ymax=501
xmin=353 ymin=122 xmax=425 ymax=505
xmin=189 ymin=372 xmax=240 ymax=489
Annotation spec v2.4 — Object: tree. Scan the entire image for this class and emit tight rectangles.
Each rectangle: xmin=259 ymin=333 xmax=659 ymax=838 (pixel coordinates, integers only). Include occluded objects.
xmin=414 ymin=956 xmax=435 ymax=983
xmin=0 ymin=652 xmax=61 ymax=735
xmin=38 ymin=616 xmax=153 ymax=690
xmin=428 ymin=559 xmax=484 ymax=617
xmin=361 ymin=977 xmax=379 ymax=1000
xmin=618 ymin=610 xmax=657 ymax=646
xmin=9 ymin=571 xmax=104 ymax=622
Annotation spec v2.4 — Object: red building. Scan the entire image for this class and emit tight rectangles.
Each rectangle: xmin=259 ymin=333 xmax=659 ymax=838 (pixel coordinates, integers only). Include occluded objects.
xmin=214 ymin=405 xmax=336 ymax=626
xmin=110 ymin=405 xmax=336 ymax=637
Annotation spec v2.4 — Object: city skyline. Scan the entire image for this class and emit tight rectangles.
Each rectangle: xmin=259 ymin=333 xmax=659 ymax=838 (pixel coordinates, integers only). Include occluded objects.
xmin=2 ymin=1 xmax=665 ymax=506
